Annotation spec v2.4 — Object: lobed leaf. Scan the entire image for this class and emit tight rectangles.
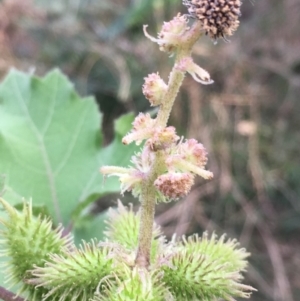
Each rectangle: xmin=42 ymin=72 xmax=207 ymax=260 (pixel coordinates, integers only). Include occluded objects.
xmin=0 ymin=69 xmax=137 ymax=226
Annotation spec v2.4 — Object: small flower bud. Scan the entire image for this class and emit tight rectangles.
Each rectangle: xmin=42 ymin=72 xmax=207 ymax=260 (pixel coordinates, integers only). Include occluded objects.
xmin=166 ymin=139 xmax=213 ymax=180
xmin=183 ymin=0 xmax=242 ymax=40
xmin=143 ymin=14 xmax=189 ymax=53
xmin=131 ymin=146 xmax=155 ymax=174
xmin=122 ymin=113 xmax=156 ymax=145
xmin=132 ymin=112 xmax=156 ymax=131
xmin=175 ymin=57 xmax=213 ymax=85
xmin=179 ymin=138 xmax=208 ymax=167
xmin=100 ymin=166 xmax=144 ymax=196
xmin=142 ymin=73 xmax=168 ymax=106
xmin=154 ymin=172 xmax=194 ymax=200
xmin=148 ymin=126 xmax=180 ymax=151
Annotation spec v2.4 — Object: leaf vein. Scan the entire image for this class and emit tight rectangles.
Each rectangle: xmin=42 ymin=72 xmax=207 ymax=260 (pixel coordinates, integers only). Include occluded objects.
xmin=12 ymin=74 xmax=62 ymax=222
xmin=54 ymin=102 xmax=91 ymax=177
xmin=41 ymin=74 xmax=59 ymax=135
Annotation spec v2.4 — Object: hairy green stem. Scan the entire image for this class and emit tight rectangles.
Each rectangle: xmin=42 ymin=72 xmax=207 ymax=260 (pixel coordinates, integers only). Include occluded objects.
xmin=135 ymin=151 xmax=164 ymax=268
xmin=135 ymin=20 xmax=203 ymax=268
xmin=157 ymin=20 xmax=203 ymax=127
xmin=156 ymin=55 xmax=186 ymax=128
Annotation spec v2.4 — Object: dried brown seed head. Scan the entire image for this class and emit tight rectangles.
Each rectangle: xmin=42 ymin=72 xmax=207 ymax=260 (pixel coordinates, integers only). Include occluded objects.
xmin=183 ymin=0 xmax=242 ymax=40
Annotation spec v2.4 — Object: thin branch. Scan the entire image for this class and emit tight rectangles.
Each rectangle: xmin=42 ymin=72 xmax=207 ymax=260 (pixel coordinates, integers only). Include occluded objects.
xmin=0 ymin=286 xmax=25 ymax=301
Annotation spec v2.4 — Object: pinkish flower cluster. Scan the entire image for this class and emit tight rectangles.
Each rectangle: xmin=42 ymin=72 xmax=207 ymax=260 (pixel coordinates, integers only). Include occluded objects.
xmin=147 ymin=126 xmax=179 ymax=151
xmin=176 ymin=138 xmax=208 ymax=167
xmin=143 ymin=14 xmax=189 ymax=53
xmin=154 ymin=172 xmax=194 ymax=199
xmin=166 ymin=138 xmax=213 ymax=182
xmin=142 ymin=73 xmax=167 ymax=106
xmin=122 ymin=113 xmax=156 ymax=145
xmin=122 ymin=113 xmax=179 ymax=148
xmin=102 ymin=116 xmax=213 ymax=201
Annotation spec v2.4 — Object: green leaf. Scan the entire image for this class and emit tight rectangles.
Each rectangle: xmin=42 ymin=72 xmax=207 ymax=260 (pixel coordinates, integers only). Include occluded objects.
xmin=0 ymin=69 xmax=137 ymax=225
xmin=115 ymin=112 xmax=134 ymax=137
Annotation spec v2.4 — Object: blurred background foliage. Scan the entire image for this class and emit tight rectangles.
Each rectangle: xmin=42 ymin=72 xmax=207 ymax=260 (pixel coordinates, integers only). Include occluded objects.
xmin=1 ymin=0 xmax=300 ymax=300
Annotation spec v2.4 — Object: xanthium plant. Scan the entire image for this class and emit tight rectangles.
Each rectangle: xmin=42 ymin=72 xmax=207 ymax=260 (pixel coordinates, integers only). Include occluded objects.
xmin=0 ymin=1 xmax=256 ymax=300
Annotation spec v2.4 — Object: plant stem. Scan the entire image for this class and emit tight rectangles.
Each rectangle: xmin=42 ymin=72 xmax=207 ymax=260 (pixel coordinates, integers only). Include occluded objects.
xmin=156 ymin=20 xmax=203 ymax=127
xmin=135 ymin=151 xmax=164 ymax=268
xmin=156 ymin=51 xmax=187 ymax=128
xmin=135 ymin=20 xmax=203 ymax=268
